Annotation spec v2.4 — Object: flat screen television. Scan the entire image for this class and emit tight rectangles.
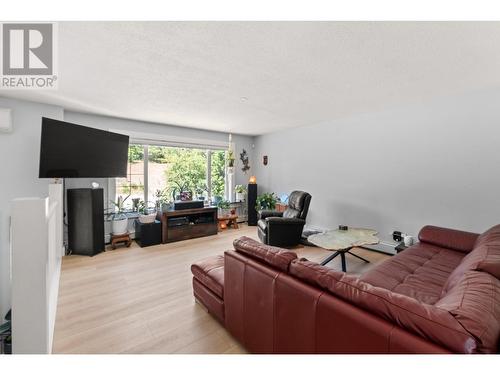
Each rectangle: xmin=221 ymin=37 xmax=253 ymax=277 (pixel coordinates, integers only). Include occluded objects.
xmin=39 ymin=117 xmax=129 ymax=178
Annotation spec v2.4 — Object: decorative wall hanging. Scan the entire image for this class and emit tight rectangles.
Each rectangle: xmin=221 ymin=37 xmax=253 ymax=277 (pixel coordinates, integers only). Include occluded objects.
xmin=227 ymin=133 xmax=235 ymax=175
xmin=263 ymin=155 xmax=268 ymax=166
xmin=240 ymin=149 xmax=250 ymax=173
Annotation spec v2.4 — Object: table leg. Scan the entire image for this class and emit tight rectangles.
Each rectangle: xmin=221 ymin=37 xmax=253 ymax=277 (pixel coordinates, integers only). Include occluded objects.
xmin=347 ymin=250 xmax=370 ymax=263
xmin=320 ymin=251 xmax=341 ymax=266
xmin=340 ymin=252 xmax=347 ymax=272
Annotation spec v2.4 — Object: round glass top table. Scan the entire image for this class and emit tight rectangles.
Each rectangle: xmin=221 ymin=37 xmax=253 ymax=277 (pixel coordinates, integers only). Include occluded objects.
xmin=307 ymin=228 xmax=379 ymax=272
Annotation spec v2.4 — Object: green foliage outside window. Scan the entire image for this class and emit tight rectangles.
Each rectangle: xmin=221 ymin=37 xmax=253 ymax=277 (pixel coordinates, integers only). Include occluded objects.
xmin=118 ymin=145 xmax=227 ymax=206
xmin=211 ymin=150 xmax=226 ymax=198
xmin=128 ymin=144 xmax=144 ymax=163
xmin=163 ymin=148 xmax=207 ymax=198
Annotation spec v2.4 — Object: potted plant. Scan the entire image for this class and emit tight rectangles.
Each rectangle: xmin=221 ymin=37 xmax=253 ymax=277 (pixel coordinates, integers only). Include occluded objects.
xmin=154 ymin=189 xmax=166 ymax=211
xmin=110 ymin=195 xmax=129 ymax=235
xmin=255 ymin=192 xmax=277 ymax=211
xmin=227 ymin=150 xmax=235 ymax=168
xmin=132 ymin=197 xmax=140 ymax=212
xmin=195 ymin=183 xmax=207 ymax=201
xmin=138 ymin=200 xmax=157 ymax=224
xmin=227 ymin=150 xmax=236 ymax=175
xmin=234 ymin=185 xmax=247 ymax=202
xmin=217 ymin=199 xmax=231 ymax=217
xmin=170 ymin=181 xmax=191 ymax=201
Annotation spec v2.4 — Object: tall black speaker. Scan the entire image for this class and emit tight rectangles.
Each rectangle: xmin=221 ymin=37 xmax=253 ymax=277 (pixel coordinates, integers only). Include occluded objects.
xmin=247 ymin=183 xmax=258 ymax=226
xmin=67 ymin=188 xmax=105 ymax=256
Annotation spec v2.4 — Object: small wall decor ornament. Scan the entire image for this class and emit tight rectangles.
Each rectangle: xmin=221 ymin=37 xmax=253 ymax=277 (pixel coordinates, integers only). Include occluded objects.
xmin=240 ymin=149 xmax=250 ymax=173
xmin=263 ymin=155 xmax=268 ymax=166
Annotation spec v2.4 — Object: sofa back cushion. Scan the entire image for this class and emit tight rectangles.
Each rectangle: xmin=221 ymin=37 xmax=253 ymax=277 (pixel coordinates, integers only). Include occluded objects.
xmin=233 ymin=236 xmax=297 ymax=272
xmin=474 ymin=224 xmax=500 ymax=248
xmin=289 ymin=259 xmax=478 ymax=353
xmin=442 ymin=243 xmax=500 ymax=295
xmin=436 ymin=271 xmax=500 ymax=353
xmin=477 ymin=245 xmax=500 ymax=279
xmin=418 ymin=225 xmax=479 ymax=253
xmin=283 ymin=191 xmax=312 ymax=220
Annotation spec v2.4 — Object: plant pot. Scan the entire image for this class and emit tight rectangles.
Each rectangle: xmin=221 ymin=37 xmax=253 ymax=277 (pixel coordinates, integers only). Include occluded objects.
xmin=139 ymin=213 xmax=156 ymax=224
xmin=235 ymin=192 xmax=245 ymax=202
xmin=111 ymin=213 xmax=128 ymax=235
xmin=3 ymin=338 xmax=11 ymax=354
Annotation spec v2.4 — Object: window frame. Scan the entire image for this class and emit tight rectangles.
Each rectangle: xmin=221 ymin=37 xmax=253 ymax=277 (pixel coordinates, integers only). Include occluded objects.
xmin=112 ymin=142 xmax=229 ymax=210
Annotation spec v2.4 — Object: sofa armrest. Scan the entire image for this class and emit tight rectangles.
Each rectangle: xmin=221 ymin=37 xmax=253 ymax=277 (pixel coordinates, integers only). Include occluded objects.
xmin=259 ymin=210 xmax=283 ymax=219
xmin=418 ymin=225 xmax=479 ymax=253
xmin=266 ymin=217 xmax=305 ymax=226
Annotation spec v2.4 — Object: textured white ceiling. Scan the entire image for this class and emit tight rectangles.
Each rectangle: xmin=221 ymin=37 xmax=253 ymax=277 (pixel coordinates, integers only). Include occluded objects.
xmin=2 ymin=21 xmax=500 ymax=135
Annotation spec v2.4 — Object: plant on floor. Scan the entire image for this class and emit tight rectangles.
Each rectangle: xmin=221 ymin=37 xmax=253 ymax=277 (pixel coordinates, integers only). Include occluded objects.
xmin=255 ymin=192 xmax=277 ymax=211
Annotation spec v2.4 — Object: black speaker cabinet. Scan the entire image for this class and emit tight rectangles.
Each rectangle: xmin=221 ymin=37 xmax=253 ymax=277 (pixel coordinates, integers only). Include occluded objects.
xmin=135 ymin=219 xmax=162 ymax=247
xmin=67 ymin=188 xmax=105 ymax=256
xmin=173 ymin=200 xmax=204 ymax=210
xmin=247 ymin=183 xmax=258 ymax=226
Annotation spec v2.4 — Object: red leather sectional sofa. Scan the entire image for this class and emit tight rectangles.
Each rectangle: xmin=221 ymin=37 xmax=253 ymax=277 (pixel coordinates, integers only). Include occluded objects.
xmin=191 ymin=225 xmax=500 ymax=353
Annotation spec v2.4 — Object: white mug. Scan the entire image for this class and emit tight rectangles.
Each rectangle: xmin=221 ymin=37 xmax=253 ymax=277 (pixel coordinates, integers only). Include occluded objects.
xmin=404 ymin=235 xmax=414 ymax=247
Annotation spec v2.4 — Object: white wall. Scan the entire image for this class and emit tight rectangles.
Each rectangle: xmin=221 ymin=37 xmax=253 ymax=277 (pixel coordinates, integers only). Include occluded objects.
xmin=63 ymin=111 xmax=256 ymax=210
xmin=253 ymin=88 xmax=500 ymax=242
xmin=0 ymin=102 xmax=255 ymax=320
xmin=0 ymin=97 xmax=64 ymax=319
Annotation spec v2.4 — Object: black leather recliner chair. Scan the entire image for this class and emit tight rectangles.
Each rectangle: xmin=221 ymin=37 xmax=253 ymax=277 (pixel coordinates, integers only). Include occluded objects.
xmin=257 ymin=191 xmax=312 ymax=247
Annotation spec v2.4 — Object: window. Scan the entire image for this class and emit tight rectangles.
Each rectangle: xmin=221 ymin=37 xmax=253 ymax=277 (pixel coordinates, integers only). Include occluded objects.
xmin=114 ymin=144 xmax=227 ymax=211
xmin=115 ymin=144 xmax=145 ymax=210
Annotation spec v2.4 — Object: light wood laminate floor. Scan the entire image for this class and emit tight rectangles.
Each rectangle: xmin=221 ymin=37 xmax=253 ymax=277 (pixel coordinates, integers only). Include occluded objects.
xmin=53 ymin=225 xmax=390 ymax=354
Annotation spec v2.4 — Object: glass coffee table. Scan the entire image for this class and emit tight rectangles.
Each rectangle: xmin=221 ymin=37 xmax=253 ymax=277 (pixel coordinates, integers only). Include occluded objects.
xmin=308 ymin=228 xmax=379 ymax=272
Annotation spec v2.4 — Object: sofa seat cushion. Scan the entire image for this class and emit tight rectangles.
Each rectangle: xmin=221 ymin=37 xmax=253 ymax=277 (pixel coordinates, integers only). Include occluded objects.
xmin=435 ymin=271 xmax=500 ymax=353
xmin=360 ymin=243 xmax=465 ymax=304
xmin=233 ymin=236 xmax=297 ymax=272
xmin=289 ymin=259 xmax=478 ymax=353
xmin=191 ymin=255 xmax=225 ymax=298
